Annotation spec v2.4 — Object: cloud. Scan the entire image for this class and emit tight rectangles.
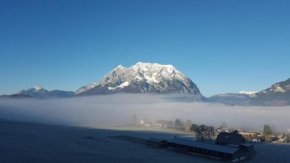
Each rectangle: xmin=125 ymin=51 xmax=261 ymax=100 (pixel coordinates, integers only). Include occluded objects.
xmin=0 ymin=94 xmax=289 ymax=132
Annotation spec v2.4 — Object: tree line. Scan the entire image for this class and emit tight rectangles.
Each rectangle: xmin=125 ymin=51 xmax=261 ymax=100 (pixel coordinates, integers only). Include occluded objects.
xmin=174 ymin=119 xmax=215 ymax=142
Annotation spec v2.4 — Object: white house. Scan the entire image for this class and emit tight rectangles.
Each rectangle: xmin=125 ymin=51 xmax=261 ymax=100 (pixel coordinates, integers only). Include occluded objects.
xmin=140 ymin=119 xmax=152 ymax=127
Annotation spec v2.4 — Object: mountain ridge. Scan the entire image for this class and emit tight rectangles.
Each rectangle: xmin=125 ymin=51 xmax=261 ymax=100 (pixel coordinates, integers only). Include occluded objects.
xmin=2 ymin=62 xmax=289 ymax=106
xmin=246 ymin=78 xmax=290 ymax=106
xmin=75 ymin=62 xmax=204 ymax=101
xmin=18 ymin=86 xmax=74 ymax=98
xmin=207 ymin=78 xmax=290 ymax=106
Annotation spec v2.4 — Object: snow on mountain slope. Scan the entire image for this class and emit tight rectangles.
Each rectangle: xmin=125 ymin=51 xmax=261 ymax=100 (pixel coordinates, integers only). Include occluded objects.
xmin=206 ymin=93 xmax=251 ymax=105
xmin=207 ymin=78 xmax=290 ymax=106
xmin=18 ymin=86 xmax=73 ymax=98
xmin=75 ymin=62 xmax=204 ymax=101
xmin=239 ymin=91 xmax=258 ymax=97
xmin=246 ymin=78 xmax=290 ymax=106
xmin=75 ymin=83 xmax=98 ymax=94
xmin=18 ymin=85 xmax=49 ymax=95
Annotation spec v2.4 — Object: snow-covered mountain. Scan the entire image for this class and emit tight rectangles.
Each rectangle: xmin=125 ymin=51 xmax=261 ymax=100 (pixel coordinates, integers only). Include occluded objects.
xmin=7 ymin=63 xmax=290 ymax=106
xmin=206 ymin=93 xmax=252 ymax=105
xmin=246 ymin=78 xmax=290 ymax=106
xmin=18 ymin=86 xmax=74 ymax=98
xmin=206 ymin=91 xmax=258 ymax=105
xmin=75 ymin=62 xmax=204 ymax=101
xmin=207 ymin=78 xmax=290 ymax=106
xmin=18 ymin=86 xmax=49 ymax=97
xmin=238 ymin=91 xmax=257 ymax=97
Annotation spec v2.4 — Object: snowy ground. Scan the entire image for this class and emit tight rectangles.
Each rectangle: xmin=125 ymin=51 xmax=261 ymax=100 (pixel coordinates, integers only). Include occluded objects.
xmin=0 ymin=122 xmax=290 ymax=163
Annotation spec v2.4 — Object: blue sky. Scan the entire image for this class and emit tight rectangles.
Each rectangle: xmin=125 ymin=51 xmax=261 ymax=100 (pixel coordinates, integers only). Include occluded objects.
xmin=0 ymin=0 xmax=289 ymax=97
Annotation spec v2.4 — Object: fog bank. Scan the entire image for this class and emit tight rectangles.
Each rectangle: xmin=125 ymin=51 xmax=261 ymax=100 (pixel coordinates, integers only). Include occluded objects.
xmin=0 ymin=94 xmax=289 ymax=131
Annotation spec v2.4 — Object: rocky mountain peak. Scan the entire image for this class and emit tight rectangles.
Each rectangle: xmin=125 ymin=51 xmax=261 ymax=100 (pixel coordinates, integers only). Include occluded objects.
xmin=75 ymin=62 xmax=203 ymax=101
xmin=32 ymin=85 xmax=43 ymax=91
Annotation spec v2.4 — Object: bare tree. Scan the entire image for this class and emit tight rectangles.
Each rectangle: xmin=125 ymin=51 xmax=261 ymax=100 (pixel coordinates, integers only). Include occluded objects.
xmin=185 ymin=119 xmax=192 ymax=132
xmin=195 ymin=124 xmax=215 ymax=143
xmin=175 ymin=119 xmax=183 ymax=130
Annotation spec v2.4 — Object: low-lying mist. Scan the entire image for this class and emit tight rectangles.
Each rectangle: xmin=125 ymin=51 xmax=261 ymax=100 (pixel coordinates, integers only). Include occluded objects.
xmin=0 ymin=94 xmax=289 ymax=132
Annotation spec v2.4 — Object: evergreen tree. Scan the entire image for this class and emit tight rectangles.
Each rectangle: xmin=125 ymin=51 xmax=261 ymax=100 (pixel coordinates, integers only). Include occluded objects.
xmin=190 ymin=124 xmax=198 ymax=132
xmin=263 ymin=125 xmax=273 ymax=136
xmin=174 ymin=119 xmax=183 ymax=128
xmin=263 ymin=124 xmax=273 ymax=142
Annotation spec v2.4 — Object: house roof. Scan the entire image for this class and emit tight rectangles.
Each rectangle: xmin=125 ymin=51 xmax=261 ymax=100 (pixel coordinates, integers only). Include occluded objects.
xmin=146 ymin=138 xmax=166 ymax=143
xmin=140 ymin=119 xmax=151 ymax=124
xmin=168 ymin=138 xmax=240 ymax=154
xmin=227 ymin=144 xmax=240 ymax=148
xmin=241 ymin=143 xmax=253 ymax=147
xmin=215 ymin=132 xmax=246 ymax=145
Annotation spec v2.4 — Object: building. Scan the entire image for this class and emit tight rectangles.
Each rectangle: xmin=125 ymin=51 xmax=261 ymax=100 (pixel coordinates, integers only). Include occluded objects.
xmin=155 ymin=120 xmax=173 ymax=128
xmin=139 ymin=119 xmax=153 ymax=127
xmin=216 ymin=131 xmax=254 ymax=156
xmin=239 ymin=132 xmax=256 ymax=141
xmin=167 ymin=138 xmax=247 ymax=162
xmin=252 ymin=137 xmax=262 ymax=143
xmin=277 ymin=134 xmax=286 ymax=143
xmin=166 ymin=131 xmax=254 ymax=162
xmin=215 ymin=131 xmax=246 ymax=145
xmin=267 ymin=135 xmax=279 ymax=142
xmin=217 ymin=128 xmax=230 ymax=133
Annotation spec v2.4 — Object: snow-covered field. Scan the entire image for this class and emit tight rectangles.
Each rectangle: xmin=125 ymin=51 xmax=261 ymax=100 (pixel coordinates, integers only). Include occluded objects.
xmin=0 ymin=122 xmax=290 ymax=163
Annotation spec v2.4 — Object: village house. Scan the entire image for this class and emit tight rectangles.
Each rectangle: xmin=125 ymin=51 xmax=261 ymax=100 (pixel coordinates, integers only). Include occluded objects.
xmin=277 ymin=134 xmax=286 ymax=143
xmin=139 ymin=119 xmax=153 ymax=127
xmin=251 ymin=137 xmax=262 ymax=143
xmin=267 ymin=135 xmax=279 ymax=142
xmin=239 ymin=132 xmax=256 ymax=141
xmin=217 ymin=128 xmax=230 ymax=133
xmin=155 ymin=120 xmax=173 ymax=128
xmin=215 ymin=131 xmax=254 ymax=158
xmin=215 ymin=131 xmax=246 ymax=145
